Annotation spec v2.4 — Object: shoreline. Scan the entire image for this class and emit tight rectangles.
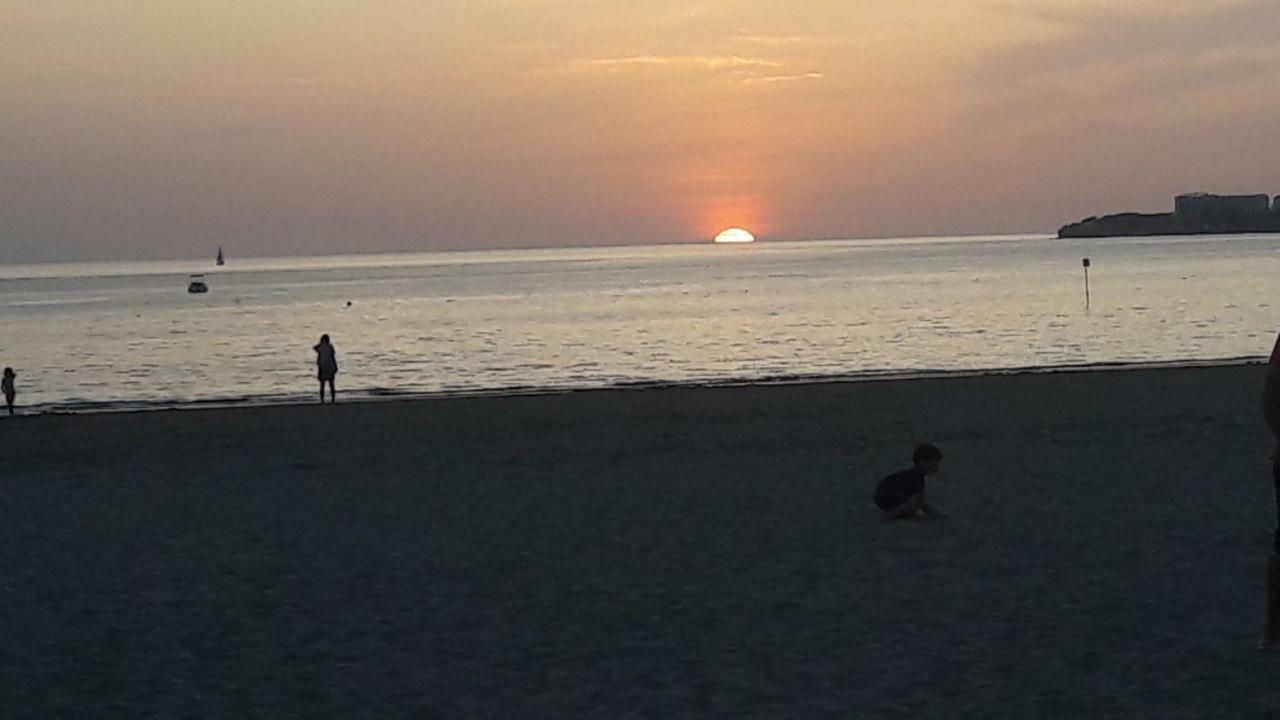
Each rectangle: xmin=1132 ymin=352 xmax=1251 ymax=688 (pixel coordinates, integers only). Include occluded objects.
xmin=13 ymin=354 xmax=1269 ymax=417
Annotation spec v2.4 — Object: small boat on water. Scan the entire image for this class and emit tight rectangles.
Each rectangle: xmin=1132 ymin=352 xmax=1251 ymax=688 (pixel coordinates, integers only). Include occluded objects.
xmin=187 ymin=274 xmax=209 ymax=294
xmin=216 ymin=247 xmax=225 ymax=266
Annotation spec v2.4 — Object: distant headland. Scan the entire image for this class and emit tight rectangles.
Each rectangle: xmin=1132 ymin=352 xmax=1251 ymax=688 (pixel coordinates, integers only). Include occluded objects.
xmin=1058 ymin=193 xmax=1280 ymax=238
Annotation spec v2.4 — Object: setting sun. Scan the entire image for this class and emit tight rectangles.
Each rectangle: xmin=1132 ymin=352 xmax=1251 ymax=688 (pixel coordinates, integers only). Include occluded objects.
xmin=714 ymin=228 xmax=756 ymax=244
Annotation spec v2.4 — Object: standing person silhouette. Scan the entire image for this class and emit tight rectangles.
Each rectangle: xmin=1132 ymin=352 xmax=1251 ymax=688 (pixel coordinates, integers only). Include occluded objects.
xmin=314 ymin=334 xmax=338 ymax=404
xmin=1261 ymin=333 xmax=1280 ymax=649
xmin=1 ymin=367 xmax=15 ymax=416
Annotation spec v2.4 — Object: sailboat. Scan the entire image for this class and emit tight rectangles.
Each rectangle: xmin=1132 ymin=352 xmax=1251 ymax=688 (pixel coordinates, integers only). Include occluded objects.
xmin=216 ymin=246 xmax=225 ymax=266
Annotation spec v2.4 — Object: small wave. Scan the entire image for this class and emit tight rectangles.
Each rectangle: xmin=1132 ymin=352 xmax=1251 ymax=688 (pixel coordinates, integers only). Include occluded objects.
xmin=6 ymin=297 xmax=112 ymax=307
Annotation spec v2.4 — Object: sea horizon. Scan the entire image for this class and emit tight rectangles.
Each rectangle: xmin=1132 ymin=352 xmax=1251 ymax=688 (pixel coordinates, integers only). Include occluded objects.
xmin=0 ymin=232 xmax=1057 ymax=280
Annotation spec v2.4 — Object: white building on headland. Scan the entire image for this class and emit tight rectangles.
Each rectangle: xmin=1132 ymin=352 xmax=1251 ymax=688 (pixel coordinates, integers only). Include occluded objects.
xmin=1174 ymin=193 xmax=1270 ymax=223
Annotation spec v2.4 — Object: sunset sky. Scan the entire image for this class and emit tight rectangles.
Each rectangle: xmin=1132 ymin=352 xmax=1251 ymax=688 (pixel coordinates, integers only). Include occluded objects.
xmin=4 ymin=0 xmax=1278 ymax=261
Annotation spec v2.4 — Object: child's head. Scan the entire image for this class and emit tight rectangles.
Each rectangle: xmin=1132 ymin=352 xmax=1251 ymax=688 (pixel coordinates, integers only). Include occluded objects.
xmin=2 ymin=367 xmax=12 ymax=378
xmin=912 ymin=442 xmax=942 ymax=475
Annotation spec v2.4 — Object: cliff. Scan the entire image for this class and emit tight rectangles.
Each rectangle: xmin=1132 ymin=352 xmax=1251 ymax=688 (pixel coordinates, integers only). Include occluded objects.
xmin=1058 ymin=212 xmax=1179 ymax=238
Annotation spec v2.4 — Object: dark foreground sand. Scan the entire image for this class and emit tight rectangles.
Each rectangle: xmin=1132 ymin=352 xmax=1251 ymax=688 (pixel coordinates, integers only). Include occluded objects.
xmin=3 ymin=365 xmax=1280 ymax=717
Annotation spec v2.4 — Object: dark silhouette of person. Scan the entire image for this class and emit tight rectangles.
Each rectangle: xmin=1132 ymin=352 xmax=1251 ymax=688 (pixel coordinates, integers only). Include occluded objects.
xmin=1 ymin=367 xmax=15 ymax=416
xmin=873 ymin=443 xmax=944 ymax=519
xmin=314 ymin=334 xmax=338 ymax=404
xmin=1260 ymin=333 xmax=1280 ymax=649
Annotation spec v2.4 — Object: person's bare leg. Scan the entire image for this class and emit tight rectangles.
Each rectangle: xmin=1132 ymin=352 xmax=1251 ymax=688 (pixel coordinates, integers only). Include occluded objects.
xmin=881 ymin=495 xmax=924 ymax=520
xmin=327 ymin=380 xmax=336 ymax=404
xmin=319 ymin=381 xmax=326 ymax=404
xmin=1261 ymin=554 xmax=1280 ymax=649
xmin=1262 ymin=459 xmax=1280 ymax=649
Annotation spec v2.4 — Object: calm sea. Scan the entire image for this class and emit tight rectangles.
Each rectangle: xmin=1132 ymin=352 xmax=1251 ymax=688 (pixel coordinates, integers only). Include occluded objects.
xmin=1 ymin=233 xmax=1277 ymax=412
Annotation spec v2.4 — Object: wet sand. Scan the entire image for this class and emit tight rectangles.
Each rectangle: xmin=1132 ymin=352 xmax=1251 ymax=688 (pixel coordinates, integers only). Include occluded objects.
xmin=3 ymin=364 xmax=1278 ymax=716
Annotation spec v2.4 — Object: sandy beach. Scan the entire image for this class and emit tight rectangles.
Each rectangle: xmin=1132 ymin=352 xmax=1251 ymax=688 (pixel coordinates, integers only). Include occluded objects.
xmin=4 ymin=363 xmax=1279 ymax=717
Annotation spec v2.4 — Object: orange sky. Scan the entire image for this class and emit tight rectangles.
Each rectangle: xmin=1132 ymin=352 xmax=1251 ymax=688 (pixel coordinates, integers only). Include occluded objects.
xmin=3 ymin=0 xmax=1277 ymax=260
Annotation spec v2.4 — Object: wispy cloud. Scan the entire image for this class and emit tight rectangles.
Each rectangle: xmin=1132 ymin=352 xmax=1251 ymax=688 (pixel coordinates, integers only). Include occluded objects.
xmin=734 ymin=33 xmax=843 ymax=48
xmin=536 ymin=53 xmax=797 ymax=83
xmin=583 ymin=54 xmax=783 ymax=71
xmin=741 ymin=71 xmax=824 ymax=84
xmin=736 ymin=34 xmax=813 ymax=46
